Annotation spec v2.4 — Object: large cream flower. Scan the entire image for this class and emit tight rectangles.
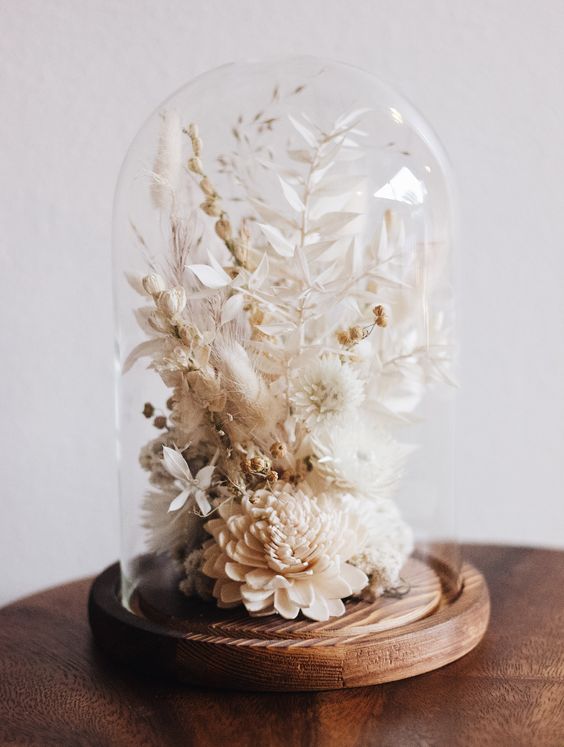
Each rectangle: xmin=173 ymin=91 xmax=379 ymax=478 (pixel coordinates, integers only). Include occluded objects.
xmin=201 ymin=483 xmax=368 ymax=621
xmin=311 ymin=422 xmax=412 ymax=502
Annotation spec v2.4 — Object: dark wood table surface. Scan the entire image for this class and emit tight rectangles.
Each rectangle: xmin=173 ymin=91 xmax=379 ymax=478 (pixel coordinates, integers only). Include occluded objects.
xmin=1 ymin=544 xmax=563 ymax=747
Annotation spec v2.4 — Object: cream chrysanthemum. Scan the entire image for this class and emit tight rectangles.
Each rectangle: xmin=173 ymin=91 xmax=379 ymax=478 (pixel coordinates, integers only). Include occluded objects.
xmin=311 ymin=422 xmax=411 ymax=501
xmin=290 ymin=357 xmax=364 ymax=429
xmin=201 ymin=483 xmax=368 ymax=621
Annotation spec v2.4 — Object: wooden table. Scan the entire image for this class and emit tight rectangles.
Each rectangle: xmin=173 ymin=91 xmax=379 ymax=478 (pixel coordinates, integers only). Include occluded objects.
xmin=1 ymin=545 xmax=562 ymax=746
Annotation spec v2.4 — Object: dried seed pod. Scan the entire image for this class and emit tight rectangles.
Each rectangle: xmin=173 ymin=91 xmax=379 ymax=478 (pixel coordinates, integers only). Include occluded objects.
xmin=270 ymin=442 xmax=287 ymax=459
xmin=142 ymin=402 xmax=155 ymax=418
xmin=337 ymin=330 xmax=351 ymax=345
xmin=201 ymin=199 xmax=222 ymax=217
xmin=200 ymin=177 xmax=216 ymax=197
xmin=265 ymin=470 xmax=278 ymax=483
xmin=192 ymin=136 xmax=203 ymax=156
xmin=188 ymin=157 xmax=203 ymax=175
xmin=187 ymin=122 xmax=198 ymax=139
xmin=250 ymin=456 xmax=267 ymax=472
xmin=215 ymin=217 xmax=232 ymax=241
xmin=373 ymin=304 xmax=388 ymax=327
xmin=166 ymin=396 xmax=175 ymax=410
xmin=349 ymin=326 xmax=363 ymax=342
xmin=153 ymin=415 xmax=167 ymax=429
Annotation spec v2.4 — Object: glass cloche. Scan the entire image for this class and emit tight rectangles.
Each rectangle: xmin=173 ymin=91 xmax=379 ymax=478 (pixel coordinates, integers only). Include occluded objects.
xmin=112 ymin=56 xmax=460 ymax=632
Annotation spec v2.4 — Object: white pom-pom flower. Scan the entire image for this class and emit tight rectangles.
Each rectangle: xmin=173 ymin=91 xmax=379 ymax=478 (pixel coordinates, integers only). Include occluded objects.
xmin=311 ymin=422 xmax=412 ymax=501
xmin=289 ymin=357 xmax=364 ymax=429
xmin=201 ymin=483 xmax=368 ymax=621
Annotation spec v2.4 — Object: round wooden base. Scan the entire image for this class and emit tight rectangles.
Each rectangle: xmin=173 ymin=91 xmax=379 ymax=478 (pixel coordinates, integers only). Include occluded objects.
xmin=88 ymin=559 xmax=489 ymax=691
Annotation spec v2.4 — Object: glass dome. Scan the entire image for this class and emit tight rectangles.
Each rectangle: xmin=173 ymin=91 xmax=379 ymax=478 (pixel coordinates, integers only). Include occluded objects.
xmin=113 ymin=56 xmax=459 ymax=626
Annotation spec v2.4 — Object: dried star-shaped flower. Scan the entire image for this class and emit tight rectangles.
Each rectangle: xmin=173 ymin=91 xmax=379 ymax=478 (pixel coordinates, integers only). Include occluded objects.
xmin=162 ymin=446 xmax=215 ymax=515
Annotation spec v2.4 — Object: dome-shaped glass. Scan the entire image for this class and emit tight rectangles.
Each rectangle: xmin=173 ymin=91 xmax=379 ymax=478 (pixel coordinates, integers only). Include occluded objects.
xmin=113 ymin=57 xmax=459 ymax=626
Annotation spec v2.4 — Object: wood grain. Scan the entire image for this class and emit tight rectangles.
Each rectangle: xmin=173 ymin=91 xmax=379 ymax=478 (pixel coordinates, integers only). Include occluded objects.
xmin=1 ymin=545 xmax=563 ymax=746
xmin=89 ymin=557 xmax=486 ymax=691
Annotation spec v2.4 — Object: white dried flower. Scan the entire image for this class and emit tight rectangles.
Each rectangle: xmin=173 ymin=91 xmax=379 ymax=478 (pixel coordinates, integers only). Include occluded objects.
xmin=142 ymin=273 xmax=166 ymax=296
xmin=290 ymin=358 xmax=364 ymax=429
xmin=201 ymin=483 xmax=368 ymax=621
xmin=156 ymin=286 xmax=186 ymax=317
xmin=162 ymin=446 xmax=216 ymax=515
xmin=345 ymin=496 xmax=414 ymax=597
xmin=311 ymin=423 xmax=411 ymax=502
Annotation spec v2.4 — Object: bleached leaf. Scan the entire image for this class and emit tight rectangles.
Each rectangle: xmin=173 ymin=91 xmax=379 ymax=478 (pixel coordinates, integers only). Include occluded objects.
xmin=194 ymin=490 xmax=212 ymax=515
xmin=188 ymin=263 xmax=231 ymax=289
xmin=122 ymin=339 xmax=163 ymax=373
xmin=256 ymin=321 xmax=296 ymax=336
xmin=168 ymin=488 xmax=191 ymax=513
xmin=296 ymin=244 xmax=311 ymax=285
xmin=313 ymin=261 xmax=341 ymax=288
xmin=249 ymin=252 xmax=269 ymax=289
xmin=125 ymin=272 xmax=146 ymax=295
xmin=335 ymin=108 xmax=373 ymax=129
xmin=257 ymin=223 xmax=295 ymax=257
xmin=221 ymin=293 xmax=244 ymax=325
xmin=288 ymin=115 xmax=318 ymax=147
xmin=311 ymin=212 xmax=361 ymax=235
xmin=249 ymin=198 xmax=297 ymax=230
xmin=196 ymin=464 xmax=216 ymax=490
xmin=313 ymin=174 xmax=366 ymax=197
xmin=162 ymin=446 xmax=192 ymax=482
xmin=278 ymin=176 xmax=304 ymax=212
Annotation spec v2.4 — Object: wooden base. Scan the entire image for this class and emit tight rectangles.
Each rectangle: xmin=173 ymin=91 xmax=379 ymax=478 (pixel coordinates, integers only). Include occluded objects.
xmin=88 ymin=558 xmax=490 ymax=691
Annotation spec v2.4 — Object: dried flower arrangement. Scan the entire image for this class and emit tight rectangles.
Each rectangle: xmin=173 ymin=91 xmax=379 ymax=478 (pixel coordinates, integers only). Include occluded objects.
xmin=125 ymin=87 xmax=453 ymax=622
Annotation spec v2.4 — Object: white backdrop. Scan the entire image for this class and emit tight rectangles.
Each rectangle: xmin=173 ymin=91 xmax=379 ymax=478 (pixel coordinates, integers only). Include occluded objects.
xmin=1 ymin=0 xmax=563 ymax=606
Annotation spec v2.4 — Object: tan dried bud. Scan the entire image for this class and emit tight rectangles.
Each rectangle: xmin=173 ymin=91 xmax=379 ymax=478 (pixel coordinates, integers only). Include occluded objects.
xmin=188 ymin=157 xmax=203 ymax=175
xmin=142 ymin=402 xmax=154 ymax=418
xmin=188 ymin=122 xmax=199 ymax=139
xmin=373 ymin=304 xmax=388 ymax=327
xmin=166 ymin=396 xmax=175 ymax=410
xmin=200 ymin=199 xmax=222 ymax=217
xmin=337 ymin=330 xmax=351 ymax=345
xmin=250 ymin=456 xmax=267 ymax=472
xmin=142 ymin=273 xmax=166 ymax=296
xmin=191 ymin=136 xmax=203 ymax=156
xmin=270 ymin=442 xmax=287 ymax=459
xmin=200 ymin=177 xmax=216 ymax=197
xmin=156 ymin=286 xmax=186 ymax=317
xmin=240 ymin=458 xmax=252 ymax=474
xmin=215 ymin=218 xmax=232 ymax=241
xmin=265 ymin=470 xmax=278 ymax=483
xmin=153 ymin=415 xmax=167 ymax=429
xmin=349 ymin=326 xmax=363 ymax=342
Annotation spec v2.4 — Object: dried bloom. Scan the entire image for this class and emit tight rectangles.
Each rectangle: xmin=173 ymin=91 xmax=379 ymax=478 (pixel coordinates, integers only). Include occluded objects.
xmin=142 ymin=273 xmax=166 ymax=297
xmin=156 ymin=286 xmax=186 ymax=317
xmin=373 ymin=305 xmax=388 ymax=328
xmin=202 ymin=483 xmax=368 ymax=620
xmin=162 ymin=446 xmax=216 ymax=515
xmin=311 ymin=422 xmax=411 ymax=502
xmin=290 ymin=358 xmax=364 ymax=429
xmin=153 ymin=415 xmax=167 ymax=429
xmin=143 ymin=402 xmax=155 ymax=418
xmin=250 ymin=456 xmax=268 ymax=472
xmin=265 ymin=470 xmax=278 ymax=482
xmin=270 ymin=442 xmax=287 ymax=459
xmin=343 ymin=496 xmax=413 ymax=597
